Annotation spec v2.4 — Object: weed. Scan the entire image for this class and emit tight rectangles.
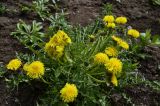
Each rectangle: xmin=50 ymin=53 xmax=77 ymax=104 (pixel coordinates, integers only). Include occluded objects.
xmin=2 ymin=2 xmax=160 ymax=105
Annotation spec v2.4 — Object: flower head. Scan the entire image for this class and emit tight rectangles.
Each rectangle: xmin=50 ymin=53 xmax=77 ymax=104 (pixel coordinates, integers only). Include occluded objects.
xmin=112 ymin=36 xmax=129 ymax=50
xmin=103 ymin=15 xmax=114 ymax=23
xmin=115 ymin=17 xmax=127 ymax=24
xmin=105 ymin=58 xmax=122 ymax=74
xmin=44 ymin=42 xmax=53 ymax=56
xmin=106 ymin=23 xmax=116 ymax=28
xmin=118 ymin=40 xmax=129 ymax=50
xmin=7 ymin=59 xmax=22 ymax=71
xmin=105 ymin=47 xmax=118 ymax=57
xmin=112 ymin=35 xmax=121 ymax=42
xmin=111 ymin=74 xmax=118 ymax=86
xmin=127 ymin=29 xmax=140 ymax=38
xmin=94 ymin=53 xmax=109 ymax=64
xmin=44 ymin=30 xmax=71 ymax=58
xmin=60 ymin=83 xmax=78 ymax=103
xmin=56 ymin=30 xmax=72 ymax=45
xmin=24 ymin=61 xmax=45 ymax=79
xmin=23 ymin=63 xmax=29 ymax=71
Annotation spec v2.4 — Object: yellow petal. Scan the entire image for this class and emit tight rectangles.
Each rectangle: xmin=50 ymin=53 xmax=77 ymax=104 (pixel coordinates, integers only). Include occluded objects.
xmin=111 ymin=74 xmax=118 ymax=86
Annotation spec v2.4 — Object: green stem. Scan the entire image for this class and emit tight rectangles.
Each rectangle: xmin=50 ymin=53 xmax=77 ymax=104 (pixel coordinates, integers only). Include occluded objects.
xmin=90 ymin=72 xmax=105 ymax=76
xmin=41 ymin=77 xmax=50 ymax=84
xmin=87 ymin=37 xmax=102 ymax=60
xmin=87 ymin=74 xmax=106 ymax=83
xmin=87 ymin=65 xmax=99 ymax=74
xmin=64 ymin=52 xmax=73 ymax=63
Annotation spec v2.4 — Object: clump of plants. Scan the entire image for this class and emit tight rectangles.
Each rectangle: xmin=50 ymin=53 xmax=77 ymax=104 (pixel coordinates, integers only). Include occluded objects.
xmin=20 ymin=0 xmax=61 ymax=21
xmin=2 ymin=2 xmax=160 ymax=105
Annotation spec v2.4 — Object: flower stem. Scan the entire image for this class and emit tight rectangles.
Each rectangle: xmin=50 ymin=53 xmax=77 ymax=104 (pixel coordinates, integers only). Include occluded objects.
xmin=87 ymin=74 xmax=106 ymax=83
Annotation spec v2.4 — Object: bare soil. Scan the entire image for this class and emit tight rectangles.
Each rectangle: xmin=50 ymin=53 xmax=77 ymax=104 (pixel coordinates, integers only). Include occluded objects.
xmin=0 ymin=0 xmax=160 ymax=105
xmin=140 ymin=46 xmax=160 ymax=81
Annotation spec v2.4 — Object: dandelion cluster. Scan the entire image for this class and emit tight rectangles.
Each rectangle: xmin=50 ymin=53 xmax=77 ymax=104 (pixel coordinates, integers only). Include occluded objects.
xmin=60 ymin=83 xmax=78 ymax=103
xmin=103 ymin=15 xmax=115 ymax=29
xmin=23 ymin=61 xmax=45 ymax=79
xmin=94 ymin=51 xmax=122 ymax=86
xmin=7 ymin=59 xmax=22 ymax=71
xmin=94 ymin=46 xmax=122 ymax=86
xmin=105 ymin=58 xmax=122 ymax=86
xmin=103 ymin=15 xmax=127 ymax=28
xmin=45 ymin=30 xmax=71 ymax=58
xmin=5 ymin=11 xmax=143 ymax=105
xmin=128 ymin=29 xmax=140 ymax=38
xmin=112 ymin=35 xmax=129 ymax=50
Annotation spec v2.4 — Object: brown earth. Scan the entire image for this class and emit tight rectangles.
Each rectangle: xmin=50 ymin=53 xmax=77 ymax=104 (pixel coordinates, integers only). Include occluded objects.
xmin=140 ymin=46 xmax=160 ymax=81
xmin=125 ymin=84 xmax=160 ymax=106
xmin=110 ymin=0 xmax=160 ymax=35
xmin=0 ymin=0 xmax=160 ymax=105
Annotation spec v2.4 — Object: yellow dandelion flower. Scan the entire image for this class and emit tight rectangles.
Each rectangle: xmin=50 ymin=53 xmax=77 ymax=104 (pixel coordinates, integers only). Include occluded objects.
xmin=94 ymin=53 xmax=109 ymax=64
xmin=44 ymin=42 xmax=54 ymax=56
xmin=56 ymin=30 xmax=72 ymax=45
xmin=105 ymin=47 xmax=118 ymax=57
xmin=111 ymin=35 xmax=121 ymax=42
xmin=103 ymin=15 xmax=114 ymax=23
xmin=45 ymin=44 xmax=64 ymax=58
xmin=23 ymin=63 xmax=29 ymax=71
xmin=60 ymin=83 xmax=78 ymax=103
xmin=7 ymin=59 xmax=22 ymax=71
xmin=25 ymin=61 xmax=45 ymax=79
xmin=44 ymin=30 xmax=71 ymax=58
xmin=118 ymin=40 xmax=129 ymax=50
xmin=111 ymin=36 xmax=129 ymax=50
xmin=105 ymin=58 xmax=122 ymax=74
xmin=127 ymin=29 xmax=140 ymax=38
xmin=106 ymin=23 xmax=116 ymax=28
xmin=115 ymin=17 xmax=127 ymax=24
xmin=49 ymin=34 xmax=61 ymax=45
xmin=111 ymin=74 xmax=118 ymax=86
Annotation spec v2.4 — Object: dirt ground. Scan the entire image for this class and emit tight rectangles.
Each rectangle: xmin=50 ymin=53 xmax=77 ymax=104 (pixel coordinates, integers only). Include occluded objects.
xmin=0 ymin=0 xmax=160 ymax=105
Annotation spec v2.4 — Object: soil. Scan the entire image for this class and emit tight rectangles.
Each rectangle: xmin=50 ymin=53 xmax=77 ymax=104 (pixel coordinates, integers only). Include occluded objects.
xmin=0 ymin=0 xmax=160 ymax=106
xmin=125 ymin=84 xmax=160 ymax=106
xmin=62 ymin=0 xmax=102 ymax=26
xmin=111 ymin=84 xmax=160 ymax=106
xmin=139 ymin=46 xmax=160 ymax=81
xmin=0 ymin=0 xmax=36 ymax=64
xmin=65 ymin=0 xmax=160 ymax=35
xmin=109 ymin=0 xmax=160 ymax=35
xmin=0 ymin=0 xmax=41 ymax=106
